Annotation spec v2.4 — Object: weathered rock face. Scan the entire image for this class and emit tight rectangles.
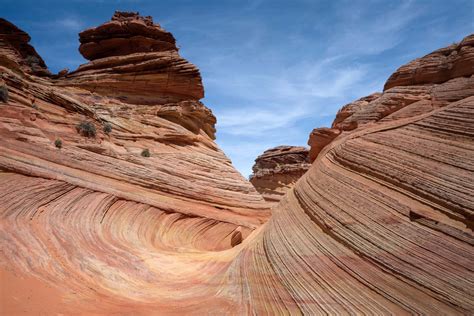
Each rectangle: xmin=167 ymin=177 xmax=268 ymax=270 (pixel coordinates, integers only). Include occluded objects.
xmin=1 ymin=14 xmax=473 ymax=314
xmin=267 ymin=34 xmax=474 ymax=314
xmin=0 ymin=18 xmax=50 ymax=76
xmin=62 ymin=11 xmax=203 ymax=105
xmin=307 ymin=127 xmax=341 ymax=162
xmin=384 ymin=34 xmax=474 ymax=90
xmin=249 ymin=34 xmax=474 ymax=314
xmin=250 ymin=146 xmax=311 ymax=203
xmin=252 ymin=95 xmax=474 ymax=314
xmin=0 ymin=14 xmax=271 ymax=313
xmin=79 ymin=11 xmax=177 ymax=60
xmin=331 ymin=92 xmax=382 ymax=130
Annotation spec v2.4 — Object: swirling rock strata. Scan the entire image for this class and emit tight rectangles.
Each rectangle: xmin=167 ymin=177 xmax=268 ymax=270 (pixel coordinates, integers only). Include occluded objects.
xmin=1 ymin=15 xmax=473 ymax=315
xmin=1 ymin=15 xmax=270 ymax=313
xmin=250 ymin=146 xmax=311 ymax=203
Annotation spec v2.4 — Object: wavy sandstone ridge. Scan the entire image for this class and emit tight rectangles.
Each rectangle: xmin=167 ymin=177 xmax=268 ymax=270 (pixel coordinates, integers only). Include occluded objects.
xmin=1 ymin=13 xmax=473 ymax=315
xmin=250 ymin=146 xmax=311 ymax=203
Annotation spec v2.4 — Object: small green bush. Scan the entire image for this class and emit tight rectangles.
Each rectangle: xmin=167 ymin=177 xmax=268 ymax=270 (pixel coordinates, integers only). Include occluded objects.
xmin=25 ymin=55 xmax=40 ymax=65
xmin=103 ymin=122 xmax=112 ymax=134
xmin=25 ymin=55 xmax=41 ymax=71
xmin=141 ymin=148 xmax=151 ymax=157
xmin=0 ymin=85 xmax=8 ymax=103
xmin=76 ymin=121 xmax=96 ymax=138
xmin=55 ymin=138 xmax=62 ymax=149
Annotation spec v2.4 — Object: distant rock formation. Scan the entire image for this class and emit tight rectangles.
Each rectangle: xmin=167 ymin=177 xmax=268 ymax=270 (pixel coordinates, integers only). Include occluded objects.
xmin=1 ymin=12 xmax=473 ymax=315
xmin=250 ymin=146 xmax=310 ymax=203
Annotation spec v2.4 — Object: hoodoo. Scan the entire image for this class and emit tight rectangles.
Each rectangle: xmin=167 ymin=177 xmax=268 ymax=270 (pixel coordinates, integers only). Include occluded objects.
xmin=0 ymin=11 xmax=473 ymax=315
xmin=63 ymin=11 xmax=204 ymax=104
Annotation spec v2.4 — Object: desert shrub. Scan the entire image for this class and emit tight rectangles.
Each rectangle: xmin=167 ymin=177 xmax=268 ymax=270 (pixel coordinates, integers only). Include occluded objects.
xmin=25 ymin=55 xmax=40 ymax=70
xmin=32 ymin=103 xmax=38 ymax=110
xmin=55 ymin=138 xmax=62 ymax=149
xmin=141 ymin=148 xmax=151 ymax=157
xmin=103 ymin=122 xmax=112 ymax=134
xmin=0 ymin=85 xmax=8 ymax=103
xmin=76 ymin=121 xmax=96 ymax=137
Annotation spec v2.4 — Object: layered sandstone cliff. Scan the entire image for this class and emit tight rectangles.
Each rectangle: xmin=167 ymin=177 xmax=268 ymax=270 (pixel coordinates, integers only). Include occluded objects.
xmin=61 ymin=11 xmax=203 ymax=105
xmin=0 ymin=14 xmax=271 ymax=313
xmin=245 ymin=34 xmax=474 ymax=314
xmin=1 ymin=13 xmax=473 ymax=315
xmin=250 ymin=146 xmax=310 ymax=203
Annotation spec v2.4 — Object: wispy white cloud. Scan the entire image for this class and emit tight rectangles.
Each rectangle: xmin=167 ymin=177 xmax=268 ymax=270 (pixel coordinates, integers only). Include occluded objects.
xmin=10 ymin=0 xmax=468 ymax=177
xmin=28 ymin=16 xmax=86 ymax=31
xmin=213 ymin=57 xmax=368 ymax=137
xmin=189 ymin=0 xmax=426 ymax=176
xmin=56 ymin=17 xmax=84 ymax=30
xmin=326 ymin=0 xmax=421 ymax=55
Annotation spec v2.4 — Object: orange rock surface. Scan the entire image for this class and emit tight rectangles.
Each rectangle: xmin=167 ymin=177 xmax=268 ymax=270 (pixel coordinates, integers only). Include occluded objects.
xmin=1 ymin=12 xmax=473 ymax=315
xmin=250 ymin=146 xmax=311 ymax=203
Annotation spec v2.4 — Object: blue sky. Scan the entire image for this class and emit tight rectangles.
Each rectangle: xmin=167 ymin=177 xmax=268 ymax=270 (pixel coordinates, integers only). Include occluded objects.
xmin=2 ymin=0 xmax=473 ymax=177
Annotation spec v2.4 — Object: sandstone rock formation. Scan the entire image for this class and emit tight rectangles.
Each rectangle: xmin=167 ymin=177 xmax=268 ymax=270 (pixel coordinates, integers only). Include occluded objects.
xmin=61 ymin=11 xmax=203 ymax=105
xmin=250 ymin=146 xmax=311 ymax=203
xmin=79 ymin=11 xmax=177 ymax=60
xmin=251 ymin=34 xmax=474 ymax=314
xmin=0 ymin=18 xmax=50 ymax=76
xmin=307 ymin=127 xmax=341 ymax=162
xmin=384 ymin=34 xmax=474 ymax=90
xmin=0 ymin=14 xmax=270 ymax=313
xmin=1 ymin=13 xmax=473 ymax=314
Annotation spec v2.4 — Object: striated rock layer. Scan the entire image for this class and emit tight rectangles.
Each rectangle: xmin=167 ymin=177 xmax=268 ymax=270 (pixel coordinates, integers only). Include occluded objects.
xmin=61 ymin=11 xmax=203 ymax=105
xmin=0 ymin=14 xmax=270 ymax=314
xmin=250 ymin=146 xmax=311 ymax=203
xmin=1 ymin=13 xmax=473 ymax=314
xmin=0 ymin=18 xmax=50 ymax=76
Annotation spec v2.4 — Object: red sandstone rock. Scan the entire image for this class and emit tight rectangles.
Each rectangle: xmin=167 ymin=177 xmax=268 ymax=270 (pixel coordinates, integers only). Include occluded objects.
xmin=0 ymin=18 xmax=50 ymax=76
xmin=249 ymin=146 xmax=310 ymax=203
xmin=332 ymin=92 xmax=382 ymax=130
xmin=0 ymin=16 xmax=270 ymax=256
xmin=384 ymin=34 xmax=474 ymax=90
xmin=62 ymin=12 xmax=203 ymax=104
xmin=307 ymin=127 xmax=341 ymax=162
xmin=261 ymin=95 xmax=474 ymax=314
xmin=57 ymin=68 xmax=69 ymax=78
xmin=247 ymin=34 xmax=474 ymax=314
xmin=79 ymin=11 xmax=177 ymax=60
xmin=0 ymin=15 xmax=473 ymax=315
